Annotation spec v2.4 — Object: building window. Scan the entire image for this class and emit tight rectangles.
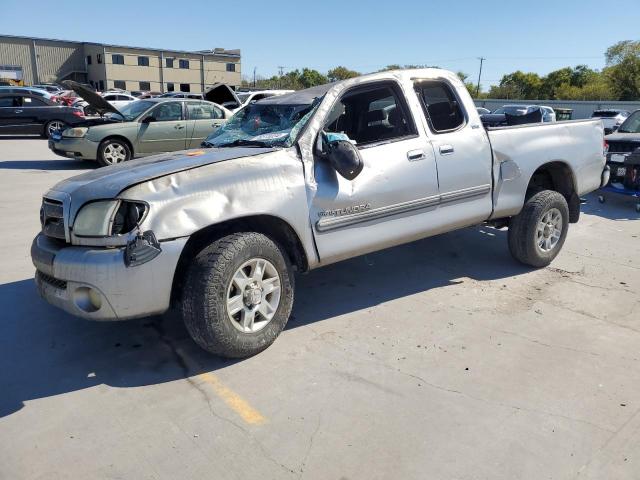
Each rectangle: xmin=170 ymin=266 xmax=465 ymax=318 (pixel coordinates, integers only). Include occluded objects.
xmin=113 ymin=80 xmax=126 ymax=90
xmin=86 ymin=55 xmax=92 ymax=65
xmin=165 ymin=58 xmax=174 ymax=68
xmin=138 ymin=56 xmax=149 ymax=67
xmin=139 ymin=81 xmax=151 ymax=91
xmin=97 ymin=54 xmax=103 ymax=64
xmin=179 ymin=59 xmax=189 ymax=69
xmin=112 ymin=54 xmax=124 ymax=65
xmin=226 ymin=63 xmax=236 ymax=72
xmin=166 ymin=83 xmax=175 ymax=92
xmin=179 ymin=83 xmax=190 ymax=92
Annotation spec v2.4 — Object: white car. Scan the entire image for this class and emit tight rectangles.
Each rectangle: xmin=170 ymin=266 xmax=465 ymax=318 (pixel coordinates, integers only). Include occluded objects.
xmin=234 ymin=89 xmax=294 ymax=111
xmin=591 ymin=109 xmax=630 ymax=134
xmin=101 ymin=93 xmax=138 ymax=109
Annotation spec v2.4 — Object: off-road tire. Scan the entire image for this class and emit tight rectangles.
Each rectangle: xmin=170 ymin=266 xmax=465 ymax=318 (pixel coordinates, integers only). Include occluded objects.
xmin=182 ymin=232 xmax=295 ymax=358
xmin=508 ymin=190 xmax=569 ymax=267
xmin=97 ymin=138 xmax=131 ymax=166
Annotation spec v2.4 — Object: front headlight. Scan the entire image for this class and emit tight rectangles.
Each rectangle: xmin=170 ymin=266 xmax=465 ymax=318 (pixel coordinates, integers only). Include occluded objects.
xmin=73 ymin=200 xmax=147 ymax=237
xmin=62 ymin=127 xmax=88 ymax=138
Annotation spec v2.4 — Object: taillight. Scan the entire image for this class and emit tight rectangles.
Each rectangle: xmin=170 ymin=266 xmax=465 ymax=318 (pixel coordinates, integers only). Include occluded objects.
xmin=72 ymin=110 xmax=84 ymax=118
xmin=603 ymin=140 xmax=609 ymax=155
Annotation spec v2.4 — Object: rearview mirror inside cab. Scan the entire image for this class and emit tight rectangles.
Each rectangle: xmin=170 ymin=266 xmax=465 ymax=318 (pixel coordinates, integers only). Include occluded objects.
xmin=322 ymin=132 xmax=364 ymax=180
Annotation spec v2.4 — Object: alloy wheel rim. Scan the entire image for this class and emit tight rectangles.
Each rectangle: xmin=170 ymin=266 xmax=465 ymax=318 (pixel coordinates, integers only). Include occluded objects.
xmin=48 ymin=121 xmax=64 ymax=136
xmin=536 ymin=208 xmax=562 ymax=252
xmin=103 ymin=143 xmax=127 ymax=164
xmin=226 ymin=258 xmax=281 ymax=333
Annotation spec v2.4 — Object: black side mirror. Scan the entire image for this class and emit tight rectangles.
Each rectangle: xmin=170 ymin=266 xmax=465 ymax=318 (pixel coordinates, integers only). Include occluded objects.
xmin=142 ymin=116 xmax=156 ymax=123
xmin=325 ymin=139 xmax=364 ymax=180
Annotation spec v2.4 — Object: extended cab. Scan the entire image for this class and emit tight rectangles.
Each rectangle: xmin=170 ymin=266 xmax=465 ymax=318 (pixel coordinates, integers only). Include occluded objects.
xmin=31 ymin=69 xmax=609 ymax=358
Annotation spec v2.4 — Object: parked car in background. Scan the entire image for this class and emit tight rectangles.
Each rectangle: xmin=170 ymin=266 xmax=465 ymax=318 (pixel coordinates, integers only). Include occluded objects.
xmin=480 ymin=104 xmax=553 ymax=128
xmin=476 ymin=107 xmax=491 ymax=115
xmin=235 ymin=89 xmax=295 ymax=111
xmin=602 ymin=109 xmax=640 ymax=210
xmin=158 ymin=92 xmax=204 ymax=100
xmin=102 ymin=93 xmax=138 ymax=109
xmin=0 ymin=92 xmax=85 ymax=137
xmin=591 ymin=109 xmax=630 ymax=134
xmin=49 ymin=81 xmax=232 ymax=166
xmin=0 ymin=86 xmax=53 ymax=100
xmin=32 ymin=84 xmax=63 ymax=94
xmin=137 ymin=91 xmax=162 ymax=99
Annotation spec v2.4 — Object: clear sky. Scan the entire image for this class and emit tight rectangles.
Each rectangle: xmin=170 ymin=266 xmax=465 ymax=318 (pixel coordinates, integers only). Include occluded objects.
xmin=1 ymin=0 xmax=638 ymax=88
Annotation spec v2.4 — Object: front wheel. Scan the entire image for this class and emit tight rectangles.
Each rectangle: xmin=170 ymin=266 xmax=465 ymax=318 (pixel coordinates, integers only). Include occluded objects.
xmin=43 ymin=120 xmax=67 ymax=139
xmin=97 ymin=138 xmax=131 ymax=166
xmin=508 ymin=190 xmax=569 ymax=267
xmin=182 ymin=232 xmax=295 ymax=358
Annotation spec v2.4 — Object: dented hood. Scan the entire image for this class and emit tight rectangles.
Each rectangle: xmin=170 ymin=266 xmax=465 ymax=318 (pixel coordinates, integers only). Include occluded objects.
xmin=62 ymin=80 xmax=123 ymax=117
xmin=204 ymin=83 xmax=241 ymax=107
xmin=48 ymin=147 xmax=276 ymax=220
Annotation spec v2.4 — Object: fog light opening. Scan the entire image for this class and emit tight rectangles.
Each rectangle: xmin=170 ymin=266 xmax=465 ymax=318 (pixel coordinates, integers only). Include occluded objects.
xmin=73 ymin=286 xmax=102 ymax=313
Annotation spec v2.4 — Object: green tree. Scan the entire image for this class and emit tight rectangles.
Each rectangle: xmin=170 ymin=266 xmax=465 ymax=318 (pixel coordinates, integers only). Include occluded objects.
xmin=457 ymin=71 xmax=480 ymax=97
xmin=299 ymin=68 xmax=328 ymax=88
xmin=604 ymin=40 xmax=640 ymax=100
xmin=496 ymin=71 xmax=543 ymax=99
xmin=327 ymin=66 xmax=360 ymax=82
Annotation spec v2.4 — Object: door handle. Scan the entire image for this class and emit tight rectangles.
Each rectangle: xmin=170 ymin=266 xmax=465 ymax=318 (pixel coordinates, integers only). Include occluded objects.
xmin=175 ymin=124 xmax=184 ymax=129
xmin=14 ymin=110 xmax=23 ymax=113
xmin=439 ymin=145 xmax=454 ymax=155
xmin=407 ymin=149 xmax=426 ymax=161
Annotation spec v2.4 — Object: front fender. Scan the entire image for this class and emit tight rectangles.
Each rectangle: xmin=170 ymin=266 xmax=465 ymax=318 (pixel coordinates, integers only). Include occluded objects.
xmin=119 ymin=148 xmax=318 ymax=267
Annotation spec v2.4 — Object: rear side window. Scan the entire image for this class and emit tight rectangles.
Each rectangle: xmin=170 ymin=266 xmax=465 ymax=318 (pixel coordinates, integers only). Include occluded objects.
xmin=415 ymin=80 xmax=465 ymax=133
xmin=0 ymin=96 xmax=16 ymax=107
xmin=592 ymin=111 xmax=619 ymax=118
xmin=22 ymin=96 xmax=46 ymax=106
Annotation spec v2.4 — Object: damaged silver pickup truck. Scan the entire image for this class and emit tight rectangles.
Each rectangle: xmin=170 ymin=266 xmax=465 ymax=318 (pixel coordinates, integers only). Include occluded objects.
xmin=32 ymin=69 xmax=609 ymax=358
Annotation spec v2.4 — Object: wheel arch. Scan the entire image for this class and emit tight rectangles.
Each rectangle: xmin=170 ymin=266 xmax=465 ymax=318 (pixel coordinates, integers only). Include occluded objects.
xmin=170 ymin=214 xmax=309 ymax=307
xmin=100 ymin=135 xmax=135 ymax=157
xmin=525 ymin=161 xmax=580 ymax=223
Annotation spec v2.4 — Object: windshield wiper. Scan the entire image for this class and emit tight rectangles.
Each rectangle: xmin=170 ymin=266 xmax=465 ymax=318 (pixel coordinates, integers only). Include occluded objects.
xmin=215 ymin=139 xmax=272 ymax=148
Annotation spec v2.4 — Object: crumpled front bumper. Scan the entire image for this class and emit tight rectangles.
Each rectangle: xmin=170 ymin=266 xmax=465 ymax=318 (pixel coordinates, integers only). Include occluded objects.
xmin=31 ymin=233 xmax=187 ymax=321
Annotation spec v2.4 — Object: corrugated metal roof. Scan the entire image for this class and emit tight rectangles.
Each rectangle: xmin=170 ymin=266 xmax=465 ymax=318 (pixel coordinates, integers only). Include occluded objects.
xmin=0 ymin=34 xmax=240 ymax=58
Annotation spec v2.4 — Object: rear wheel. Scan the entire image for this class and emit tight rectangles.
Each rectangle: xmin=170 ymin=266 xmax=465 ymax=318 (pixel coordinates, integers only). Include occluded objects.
xmin=508 ymin=190 xmax=569 ymax=267
xmin=182 ymin=232 xmax=295 ymax=358
xmin=43 ymin=120 xmax=67 ymax=139
xmin=97 ymin=138 xmax=131 ymax=166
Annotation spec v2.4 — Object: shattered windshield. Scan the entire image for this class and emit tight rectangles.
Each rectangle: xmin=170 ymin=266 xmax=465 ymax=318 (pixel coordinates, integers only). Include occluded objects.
xmin=203 ymin=101 xmax=318 ymax=148
xmin=107 ymin=100 xmax=154 ymax=121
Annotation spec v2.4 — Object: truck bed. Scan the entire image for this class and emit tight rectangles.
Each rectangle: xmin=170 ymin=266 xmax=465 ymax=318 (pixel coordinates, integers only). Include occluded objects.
xmin=486 ymin=119 xmax=605 ymax=219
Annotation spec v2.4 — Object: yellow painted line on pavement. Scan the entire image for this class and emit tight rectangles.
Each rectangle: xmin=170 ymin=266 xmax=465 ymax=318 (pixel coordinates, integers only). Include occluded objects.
xmin=195 ymin=372 xmax=267 ymax=425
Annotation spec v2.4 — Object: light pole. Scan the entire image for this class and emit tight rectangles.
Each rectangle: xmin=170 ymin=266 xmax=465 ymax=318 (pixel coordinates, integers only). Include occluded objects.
xmin=476 ymin=57 xmax=485 ymax=98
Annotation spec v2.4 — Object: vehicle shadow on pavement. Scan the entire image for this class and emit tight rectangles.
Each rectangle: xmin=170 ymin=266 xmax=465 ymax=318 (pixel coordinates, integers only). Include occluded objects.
xmin=581 ymin=192 xmax=640 ymax=221
xmin=0 ymin=227 xmax=530 ymax=418
xmin=0 ymin=159 xmax=96 ymax=170
xmin=289 ymin=226 xmax=532 ymax=328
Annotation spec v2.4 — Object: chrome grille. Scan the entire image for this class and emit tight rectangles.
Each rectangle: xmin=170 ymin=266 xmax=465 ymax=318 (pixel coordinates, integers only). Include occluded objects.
xmin=40 ymin=198 xmax=66 ymax=240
